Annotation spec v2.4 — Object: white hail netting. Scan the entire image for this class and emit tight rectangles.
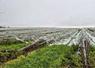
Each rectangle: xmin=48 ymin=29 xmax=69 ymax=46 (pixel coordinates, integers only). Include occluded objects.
xmin=39 ymin=28 xmax=95 ymax=46
xmin=39 ymin=28 xmax=95 ymax=67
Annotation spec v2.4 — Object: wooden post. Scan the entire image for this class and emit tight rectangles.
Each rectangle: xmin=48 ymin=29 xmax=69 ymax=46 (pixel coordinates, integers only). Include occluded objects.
xmin=80 ymin=38 xmax=91 ymax=68
xmin=19 ymin=39 xmax=47 ymax=55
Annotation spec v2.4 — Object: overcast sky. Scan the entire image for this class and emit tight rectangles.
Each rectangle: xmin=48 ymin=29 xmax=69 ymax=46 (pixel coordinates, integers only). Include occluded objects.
xmin=0 ymin=0 xmax=95 ymax=27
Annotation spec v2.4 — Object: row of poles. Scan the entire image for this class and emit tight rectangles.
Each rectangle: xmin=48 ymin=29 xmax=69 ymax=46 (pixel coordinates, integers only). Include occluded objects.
xmin=65 ymin=28 xmax=94 ymax=68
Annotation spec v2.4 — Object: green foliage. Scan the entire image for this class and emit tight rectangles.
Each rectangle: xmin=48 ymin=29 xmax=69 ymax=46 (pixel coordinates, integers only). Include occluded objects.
xmin=0 ymin=41 xmax=32 ymax=64
xmin=1 ymin=44 xmax=95 ymax=68
xmin=0 ymin=41 xmax=32 ymax=50
xmin=0 ymin=50 xmax=18 ymax=63
xmin=2 ymin=45 xmax=82 ymax=68
xmin=89 ymin=46 xmax=95 ymax=67
xmin=0 ymin=43 xmax=26 ymax=50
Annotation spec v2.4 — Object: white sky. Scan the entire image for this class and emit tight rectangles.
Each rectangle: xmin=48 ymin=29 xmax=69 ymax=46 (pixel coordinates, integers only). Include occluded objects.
xmin=0 ymin=0 xmax=95 ymax=27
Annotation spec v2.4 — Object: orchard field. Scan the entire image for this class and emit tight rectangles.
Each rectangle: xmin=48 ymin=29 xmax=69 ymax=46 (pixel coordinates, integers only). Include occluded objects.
xmin=0 ymin=27 xmax=95 ymax=68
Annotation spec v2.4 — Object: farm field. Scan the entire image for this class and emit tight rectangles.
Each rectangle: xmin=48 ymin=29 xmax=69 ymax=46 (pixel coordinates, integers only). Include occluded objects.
xmin=0 ymin=27 xmax=95 ymax=68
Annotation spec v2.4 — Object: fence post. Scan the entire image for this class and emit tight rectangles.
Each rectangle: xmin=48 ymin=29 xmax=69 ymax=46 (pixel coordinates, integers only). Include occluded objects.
xmin=79 ymin=38 xmax=91 ymax=68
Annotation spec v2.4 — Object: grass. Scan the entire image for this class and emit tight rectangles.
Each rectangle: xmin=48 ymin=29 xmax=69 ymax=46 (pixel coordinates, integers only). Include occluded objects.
xmin=89 ymin=47 xmax=95 ymax=67
xmin=0 ymin=41 xmax=32 ymax=50
xmin=0 ymin=44 xmax=95 ymax=68
xmin=0 ymin=43 xmax=26 ymax=50
xmin=1 ymin=45 xmax=82 ymax=68
xmin=0 ymin=41 xmax=32 ymax=64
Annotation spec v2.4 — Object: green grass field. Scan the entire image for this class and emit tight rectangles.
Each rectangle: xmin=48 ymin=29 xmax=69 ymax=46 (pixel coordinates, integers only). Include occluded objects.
xmin=0 ymin=44 xmax=95 ymax=68
xmin=1 ymin=45 xmax=82 ymax=68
